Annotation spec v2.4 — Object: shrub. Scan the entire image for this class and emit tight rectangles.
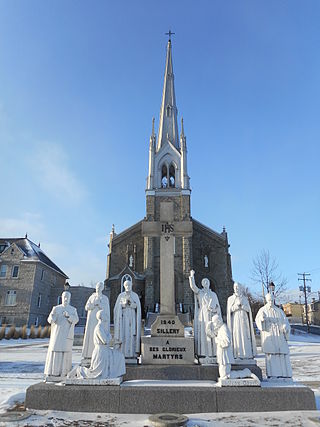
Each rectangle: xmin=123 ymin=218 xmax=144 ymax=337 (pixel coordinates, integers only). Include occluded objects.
xmin=5 ymin=325 xmax=15 ymax=339
xmin=21 ymin=325 xmax=28 ymax=339
xmin=0 ymin=325 xmax=6 ymax=340
xmin=13 ymin=327 xmax=21 ymax=339
xmin=36 ymin=325 xmax=42 ymax=339
xmin=29 ymin=325 xmax=36 ymax=339
xmin=40 ymin=326 xmax=48 ymax=338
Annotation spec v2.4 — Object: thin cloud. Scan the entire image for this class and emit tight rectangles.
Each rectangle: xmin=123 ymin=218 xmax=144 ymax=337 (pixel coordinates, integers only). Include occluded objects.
xmin=0 ymin=212 xmax=45 ymax=239
xmin=31 ymin=142 xmax=87 ymax=204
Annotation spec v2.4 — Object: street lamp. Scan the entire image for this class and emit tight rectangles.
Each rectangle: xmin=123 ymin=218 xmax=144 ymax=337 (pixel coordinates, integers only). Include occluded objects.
xmin=268 ymin=281 xmax=275 ymax=295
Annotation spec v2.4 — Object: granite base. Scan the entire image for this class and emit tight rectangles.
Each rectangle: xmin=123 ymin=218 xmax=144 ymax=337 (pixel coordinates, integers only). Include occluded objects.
xmin=25 ymin=382 xmax=316 ymax=413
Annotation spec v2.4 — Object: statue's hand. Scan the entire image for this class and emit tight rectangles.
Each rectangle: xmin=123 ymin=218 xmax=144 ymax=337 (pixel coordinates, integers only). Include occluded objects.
xmin=190 ymin=269 xmax=195 ymax=278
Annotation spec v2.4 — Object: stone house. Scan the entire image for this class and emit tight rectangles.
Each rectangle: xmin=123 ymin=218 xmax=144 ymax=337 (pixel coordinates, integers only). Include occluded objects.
xmin=0 ymin=237 xmax=68 ymax=326
xmin=67 ymin=285 xmax=95 ymax=327
xmin=105 ymin=39 xmax=234 ymax=319
xmin=305 ymin=298 xmax=320 ymax=326
xmin=283 ymin=302 xmax=304 ymax=323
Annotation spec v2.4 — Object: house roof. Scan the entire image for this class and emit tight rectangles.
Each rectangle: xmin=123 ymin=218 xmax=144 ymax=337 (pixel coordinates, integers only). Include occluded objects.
xmin=0 ymin=237 xmax=68 ymax=278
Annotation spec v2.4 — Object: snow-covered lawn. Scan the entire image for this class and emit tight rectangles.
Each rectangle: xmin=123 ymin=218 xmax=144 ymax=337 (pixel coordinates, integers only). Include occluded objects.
xmin=0 ymin=332 xmax=319 ymax=426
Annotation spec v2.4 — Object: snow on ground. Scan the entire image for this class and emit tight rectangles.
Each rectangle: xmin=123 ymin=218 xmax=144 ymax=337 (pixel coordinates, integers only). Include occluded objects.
xmin=0 ymin=333 xmax=319 ymax=426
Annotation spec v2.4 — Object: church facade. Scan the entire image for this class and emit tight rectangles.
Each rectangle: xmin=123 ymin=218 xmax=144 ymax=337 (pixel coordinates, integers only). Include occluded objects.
xmin=105 ymin=39 xmax=233 ymax=319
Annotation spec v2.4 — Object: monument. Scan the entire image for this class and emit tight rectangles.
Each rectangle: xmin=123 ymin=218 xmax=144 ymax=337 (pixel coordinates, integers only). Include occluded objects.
xmin=25 ymin=36 xmax=316 ymax=415
xmin=141 ymin=202 xmax=194 ymax=364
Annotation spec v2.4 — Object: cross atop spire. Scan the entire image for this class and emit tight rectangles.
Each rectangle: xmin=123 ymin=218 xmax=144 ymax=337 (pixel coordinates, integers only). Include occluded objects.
xmin=165 ymin=30 xmax=175 ymax=42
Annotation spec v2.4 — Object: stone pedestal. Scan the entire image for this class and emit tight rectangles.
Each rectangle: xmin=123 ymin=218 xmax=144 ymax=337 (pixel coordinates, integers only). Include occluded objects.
xmin=141 ymin=314 xmax=195 ymax=365
xmin=141 ymin=336 xmax=194 ymax=364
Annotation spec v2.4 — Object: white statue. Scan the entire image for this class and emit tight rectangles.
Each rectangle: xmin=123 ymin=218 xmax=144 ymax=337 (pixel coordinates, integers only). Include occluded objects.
xmin=82 ymin=281 xmax=110 ymax=363
xmin=227 ymin=282 xmax=257 ymax=360
xmin=189 ymin=269 xmax=222 ymax=360
xmin=68 ymin=310 xmax=125 ymax=381
xmin=207 ymin=314 xmax=234 ymax=379
xmin=204 ymin=255 xmax=208 ymax=268
xmin=255 ymin=293 xmax=292 ymax=379
xmin=44 ymin=291 xmax=79 ymax=381
xmin=129 ymin=254 xmax=133 ymax=267
xmin=161 ymin=176 xmax=168 ymax=188
xmin=114 ymin=279 xmax=141 ymax=360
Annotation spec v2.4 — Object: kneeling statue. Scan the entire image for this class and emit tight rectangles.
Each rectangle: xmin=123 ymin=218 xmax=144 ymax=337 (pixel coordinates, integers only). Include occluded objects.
xmin=68 ymin=310 xmax=125 ymax=382
xmin=207 ymin=314 xmax=260 ymax=386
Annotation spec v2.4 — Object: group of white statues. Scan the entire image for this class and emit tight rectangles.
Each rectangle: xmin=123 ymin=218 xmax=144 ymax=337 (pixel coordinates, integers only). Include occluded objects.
xmin=44 ymin=278 xmax=141 ymax=382
xmin=44 ymin=270 xmax=292 ymax=383
xmin=189 ymin=270 xmax=292 ymax=380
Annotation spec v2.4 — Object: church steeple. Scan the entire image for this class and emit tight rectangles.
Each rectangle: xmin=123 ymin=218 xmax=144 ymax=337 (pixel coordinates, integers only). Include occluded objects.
xmin=157 ymin=39 xmax=179 ymax=152
xmin=146 ymin=37 xmax=190 ymax=194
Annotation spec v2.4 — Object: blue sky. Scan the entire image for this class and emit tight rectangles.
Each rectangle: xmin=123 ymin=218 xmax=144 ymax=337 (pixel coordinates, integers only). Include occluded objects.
xmin=1 ymin=1 xmax=320 ymax=297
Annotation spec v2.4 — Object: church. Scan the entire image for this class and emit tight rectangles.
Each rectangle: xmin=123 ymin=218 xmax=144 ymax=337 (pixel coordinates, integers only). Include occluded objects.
xmin=105 ymin=38 xmax=234 ymax=319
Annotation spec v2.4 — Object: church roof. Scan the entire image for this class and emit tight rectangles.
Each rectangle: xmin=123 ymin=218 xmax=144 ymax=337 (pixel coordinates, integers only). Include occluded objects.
xmin=0 ymin=237 xmax=68 ymax=278
xmin=107 ymin=265 xmax=145 ymax=282
xmin=157 ymin=39 xmax=180 ymax=152
xmin=192 ymin=219 xmax=228 ymax=242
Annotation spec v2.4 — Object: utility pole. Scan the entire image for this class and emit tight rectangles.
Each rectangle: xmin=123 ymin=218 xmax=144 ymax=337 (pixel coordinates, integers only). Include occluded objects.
xmin=298 ymin=273 xmax=312 ymax=333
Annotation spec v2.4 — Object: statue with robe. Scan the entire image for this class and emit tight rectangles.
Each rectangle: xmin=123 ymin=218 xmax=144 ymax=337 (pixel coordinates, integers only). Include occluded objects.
xmin=114 ymin=279 xmax=141 ymax=361
xmin=82 ymin=281 xmax=110 ymax=363
xmin=68 ymin=310 xmax=125 ymax=381
xmin=227 ymin=282 xmax=257 ymax=360
xmin=207 ymin=314 xmax=234 ymax=379
xmin=255 ymin=293 xmax=292 ymax=379
xmin=189 ymin=269 xmax=222 ymax=360
xmin=44 ymin=291 xmax=79 ymax=381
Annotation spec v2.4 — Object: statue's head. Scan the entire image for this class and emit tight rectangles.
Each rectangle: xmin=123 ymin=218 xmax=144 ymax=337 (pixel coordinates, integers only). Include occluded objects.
xmin=234 ymin=282 xmax=242 ymax=296
xmin=96 ymin=309 xmax=107 ymax=322
xmin=212 ymin=314 xmax=222 ymax=330
xmin=124 ymin=280 xmax=132 ymax=292
xmin=62 ymin=291 xmax=71 ymax=307
xmin=266 ymin=292 xmax=274 ymax=307
xmin=201 ymin=278 xmax=210 ymax=290
xmin=96 ymin=281 xmax=104 ymax=294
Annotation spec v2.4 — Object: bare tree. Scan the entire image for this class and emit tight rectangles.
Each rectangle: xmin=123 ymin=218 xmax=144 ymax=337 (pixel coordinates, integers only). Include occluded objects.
xmin=251 ymin=249 xmax=287 ymax=301
xmin=241 ymin=285 xmax=264 ymax=319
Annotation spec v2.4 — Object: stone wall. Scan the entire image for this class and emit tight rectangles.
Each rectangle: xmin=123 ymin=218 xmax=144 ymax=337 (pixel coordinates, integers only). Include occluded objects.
xmin=0 ymin=244 xmax=67 ymax=326
xmin=69 ymin=286 xmax=95 ymax=326
xmin=0 ymin=247 xmax=35 ymax=326
xmin=191 ymin=220 xmax=234 ymax=316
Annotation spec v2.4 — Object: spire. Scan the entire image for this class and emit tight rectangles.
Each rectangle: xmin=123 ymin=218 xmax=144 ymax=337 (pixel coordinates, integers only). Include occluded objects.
xmin=157 ymin=39 xmax=179 ymax=152
xmin=147 ymin=117 xmax=156 ymax=190
xmin=180 ymin=117 xmax=189 ymax=190
xmin=180 ymin=117 xmax=185 ymax=138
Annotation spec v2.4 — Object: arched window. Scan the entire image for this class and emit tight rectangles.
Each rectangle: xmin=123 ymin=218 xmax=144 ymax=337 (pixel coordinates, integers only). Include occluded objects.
xmin=169 ymin=164 xmax=175 ymax=187
xmin=166 ymin=105 xmax=171 ymax=117
xmin=161 ymin=164 xmax=168 ymax=188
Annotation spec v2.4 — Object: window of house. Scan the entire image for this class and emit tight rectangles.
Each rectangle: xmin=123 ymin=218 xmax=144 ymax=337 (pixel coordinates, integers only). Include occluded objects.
xmin=41 ymin=269 xmax=45 ymax=281
xmin=37 ymin=293 xmax=42 ymax=308
xmin=12 ymin=265 xmax=19 ymax=278
xmin=0 ymin=264 xmax=7 ymax=278
xmin=5 ymin=290 xmax=16 ymax=306
xmin=35 ymin=316 xmax=39 ymax=327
